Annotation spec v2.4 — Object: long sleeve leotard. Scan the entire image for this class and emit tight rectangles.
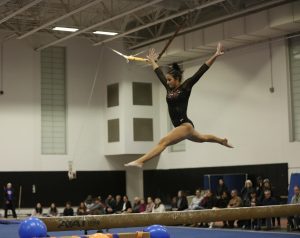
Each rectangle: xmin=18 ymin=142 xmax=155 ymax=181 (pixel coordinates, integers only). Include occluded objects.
xmin=154 ymin=63 xmax=209 ymax=127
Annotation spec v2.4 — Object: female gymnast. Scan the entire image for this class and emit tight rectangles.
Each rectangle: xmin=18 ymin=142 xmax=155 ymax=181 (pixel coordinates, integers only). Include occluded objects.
xmin=125 ymin=43 xmax=233 ymax=168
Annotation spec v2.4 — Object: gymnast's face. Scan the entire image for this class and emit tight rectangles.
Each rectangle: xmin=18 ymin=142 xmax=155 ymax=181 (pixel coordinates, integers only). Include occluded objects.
xmin=166 ymin=74 xmax=180 ymax=89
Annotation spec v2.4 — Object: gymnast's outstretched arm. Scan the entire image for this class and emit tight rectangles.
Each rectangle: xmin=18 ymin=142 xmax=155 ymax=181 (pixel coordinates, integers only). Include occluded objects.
xmin=147 ymin=48 xmax=169 ymax=89
xmin=184 ymin=42 xmax=224 ymax=89
xmin=205 ymin=42 xmax=224 ymax=66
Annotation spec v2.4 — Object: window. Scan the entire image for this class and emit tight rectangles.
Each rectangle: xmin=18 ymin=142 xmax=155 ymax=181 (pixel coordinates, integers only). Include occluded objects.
xmin=132 ymin=82 xmax=152 ymax=105
xmin=41 ymin=47 xmax=67 ymax=154
xmin=133 ymin=118 xmax=153 ymax=141
xmin=289 ymin=36 xmax=300 ymax=141
xmin=107 ymin=83 xmax=119 ymax=107
xmin=108 ymin=119 xmax=120 ymax=142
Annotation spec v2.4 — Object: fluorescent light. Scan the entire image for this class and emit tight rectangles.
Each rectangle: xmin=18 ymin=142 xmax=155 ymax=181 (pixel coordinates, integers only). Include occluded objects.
xmin=52 ymin=26 xmax=78 ymax=32
xmin=93 ymin=30 xmax=118 ymax=36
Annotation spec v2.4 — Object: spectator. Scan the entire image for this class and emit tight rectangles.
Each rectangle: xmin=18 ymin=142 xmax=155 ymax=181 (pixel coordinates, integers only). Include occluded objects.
xmin=288 ymin=185 xmax=300 ymax=231
xmin=173 ymin=190 xmax=188 ymax=211
xmin=48 ymin=203 xmax=59 ymax=217
xmin=132 ymin=197 xmax=141 ymax=213
xmin=32 ymin=202 xmax=43 ymax=217
xmin=171 ymin=196 xmax=177 ymax=211
xmin=227 ymin=189 xmax=242 ymax=228
xmin=189 ymin=189 xmax=203 ymax=210
xmin=261 ymin=190 xmax=276 ymax=229
xmin=88 ymin=197 xmax=105 ymax=215
xmin=249 ymin=191 xmax=261 ymax=230
xmin=256 ymin=176 xmax=264 ymax=202
xmin=139 ymin=198 xmax=146 ymax=213
xmin=105 ymin=194 xmax=116 ymax=214
xmin=84 ymin=195 xmax=94 ymax=210
xmin=152 ymin=198 xmax=165 ymax=213
xmin=114 ymin=195 xmax=123 ymax=213
xmin=217 ymin=191 xmax=230 ymax=228
xmin=145 ymin=197 xmax=155 ymax=213
xmin=217 ymin=191 xmax=230 ymax=208
xmin=200 ymin=190 xmax=217 ymax=210
xmin=122 ymin=195 xmax=132 ymax=213
xmin=216 ymin=178 xmax=228 ymax=199
xmin=77 ymin=202 xmax=87 ymax=215
xmin=241 ymin=180 xmax=254 ymax=206
xmin=3 ymin=182 xmax=17 ymax=218
xmin=63 ymin=201 xmax=74 ymax=216
xmin=262 ymin=179 xmax=280 ymax=227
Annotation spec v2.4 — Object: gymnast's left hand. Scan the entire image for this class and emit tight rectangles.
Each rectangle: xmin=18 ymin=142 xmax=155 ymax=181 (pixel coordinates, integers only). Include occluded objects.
xmin=215 ymin=42 xmax=224 ymax=56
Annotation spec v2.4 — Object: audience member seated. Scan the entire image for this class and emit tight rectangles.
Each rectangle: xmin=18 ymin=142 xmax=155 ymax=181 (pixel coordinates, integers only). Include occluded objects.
xmin=114 ymin=195 xmax=123 ymax=213
xmin=256 ymin=176 xmax=264 ymax=202
xmin=216 ymin=178 xmax=228 ymax=199
xmin=84 ymin=195 xmax=95 ymax=210
xmin=241 ymin=179 xmax=254 ymax=206
xmin=248 ymin=190 xmax=261 ymax=230
xmin=132 ymin=197 xmax=141 ymax=213
xmin=122 ymin=195 xmax=132 ymax=213
xmin=189 ymin=189 xmax=204 ymax=210
xmin=152 ymin=198 xmax=165 ymax=213
xmin=63 ymin=201 xmax=74 ymax=216
xmin=139 ymin=198 xmax=146 ymax=212
xmin=105 ymin=194 xmax=116 ymax=214
xmin=145 ymin=197 xmax=155 ymax=213
xmin=48 ymin=203 xmax=59 ymax=217
xmin=263 ymin=179 xmax=281 ymax=228
xmin=172 ymin=190 xmax=188 ymax=211
xmin=261 ymin=190 xmax=277 ymax=230
xmin=217 ymin=191 xmax=230 ymax=208
xmin=88 ymin=197 xmax=105 ymax=215
xmin=227 ymin=189 xmax=243 ymax=228
xmin=216 ymin=191 xmax=230 ymax=228
xmin=32 ymin=202 xmax=43 ymax=217
xmin=288 ymin=185 xmax=300 ymax=231
xmin=199 ymin=190 xmax=217 ymax=210
xmin=77 ymin=201 xmax=87 ymax=215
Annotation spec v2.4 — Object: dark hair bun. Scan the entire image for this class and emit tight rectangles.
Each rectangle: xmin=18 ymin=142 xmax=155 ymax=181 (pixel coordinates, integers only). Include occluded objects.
xmin=168 ymin=62 xmax=184 ymax=81
xmin=172 ymin=63 xmax=183 ymax=73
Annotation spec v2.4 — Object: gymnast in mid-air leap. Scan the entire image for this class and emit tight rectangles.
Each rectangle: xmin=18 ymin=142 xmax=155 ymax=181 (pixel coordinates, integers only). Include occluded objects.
xmin=125 ymin=42 xmax=233 ymax=168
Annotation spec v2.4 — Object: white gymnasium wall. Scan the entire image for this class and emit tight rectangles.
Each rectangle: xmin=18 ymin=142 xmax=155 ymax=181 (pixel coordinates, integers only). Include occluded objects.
xmin=0 ymin=37 xmax=115 ymax=171
xmin=143 ymin=40 xmax=300 ymax=178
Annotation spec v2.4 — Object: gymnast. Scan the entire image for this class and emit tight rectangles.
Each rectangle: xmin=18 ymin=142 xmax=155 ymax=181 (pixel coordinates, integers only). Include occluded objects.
xmin=125 ymin=42 xmax=233 ymax=168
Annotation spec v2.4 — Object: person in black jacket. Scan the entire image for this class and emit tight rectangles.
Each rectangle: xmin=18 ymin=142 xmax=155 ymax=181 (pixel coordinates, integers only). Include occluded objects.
xmin=172 ymin=190 xmax=188 ymax=211
xmin=3 ymin=183 xmax=17 ymax=218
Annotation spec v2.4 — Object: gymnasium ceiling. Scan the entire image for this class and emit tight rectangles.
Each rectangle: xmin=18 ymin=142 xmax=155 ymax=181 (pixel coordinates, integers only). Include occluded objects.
xmin=0 ymin=0 xmax=299 ymax=63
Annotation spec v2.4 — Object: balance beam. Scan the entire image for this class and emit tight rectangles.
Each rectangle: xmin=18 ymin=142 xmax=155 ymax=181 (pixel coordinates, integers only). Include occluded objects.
xmin=41 ymin=204 xmax=300 ymax=231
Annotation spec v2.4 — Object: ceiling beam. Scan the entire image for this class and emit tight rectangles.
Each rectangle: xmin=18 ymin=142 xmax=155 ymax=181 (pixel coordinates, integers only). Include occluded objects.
xmin=0 ymin=0 xmax=43 ymax=25
xmin=129 ymin=0 xmax=291 ymax=50
xmin=35 ymin=0 xmax=163 ymax=51
xmin=93 ymin=0 xmax=226 ymax=46
xmin=18 ymin=0 xmax=103 ymax=39
xmin=0 ymin=0 xmax=10 ymax=7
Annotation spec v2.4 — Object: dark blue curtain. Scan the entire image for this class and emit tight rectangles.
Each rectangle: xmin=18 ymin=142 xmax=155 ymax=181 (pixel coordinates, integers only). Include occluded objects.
xmin=204 ymin=174 xmax=247 ymax=195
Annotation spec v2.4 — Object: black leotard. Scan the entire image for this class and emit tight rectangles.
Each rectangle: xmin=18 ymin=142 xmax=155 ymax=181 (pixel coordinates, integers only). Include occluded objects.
xmin=154 ymin=63 xmax=209 ymax=127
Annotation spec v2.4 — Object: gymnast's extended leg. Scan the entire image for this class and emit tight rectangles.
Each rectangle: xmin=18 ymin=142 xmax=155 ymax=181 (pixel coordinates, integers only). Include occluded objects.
xmin=125 ymin=123 xmax=194 ymax=168
xmin=188 ymin=130 xmax=233 ymax=148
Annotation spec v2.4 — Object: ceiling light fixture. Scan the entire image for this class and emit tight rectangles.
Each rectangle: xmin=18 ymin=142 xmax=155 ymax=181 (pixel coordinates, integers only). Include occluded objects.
xmin=52 ymin=26 xmax=79 ymax=32
xmin=93 ymin=30 xmax=118 ymax=36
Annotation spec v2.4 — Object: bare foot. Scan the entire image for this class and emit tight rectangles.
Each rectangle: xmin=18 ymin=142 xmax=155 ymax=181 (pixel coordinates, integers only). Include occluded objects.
xmin=222 ymin=139 xmax=234 ymax=148
xmin=124 ymin=161 xmax=143 ymax=168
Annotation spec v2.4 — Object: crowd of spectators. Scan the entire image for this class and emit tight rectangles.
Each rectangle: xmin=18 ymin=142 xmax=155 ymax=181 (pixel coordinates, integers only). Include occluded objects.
xmin=3 ymin=177 xmax=300 ymax=232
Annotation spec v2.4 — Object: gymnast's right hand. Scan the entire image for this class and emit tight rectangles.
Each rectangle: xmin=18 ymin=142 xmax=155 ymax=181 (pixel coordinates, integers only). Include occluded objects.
xmin=147 ymin=48 xmax=159 ymax=69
